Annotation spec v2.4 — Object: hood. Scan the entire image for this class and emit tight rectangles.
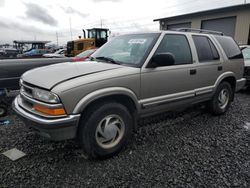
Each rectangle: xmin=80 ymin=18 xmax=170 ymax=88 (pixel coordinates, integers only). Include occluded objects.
xmin=22 ymin=61 xmax=122 ymax=90
xmin=245 ymin=59 xmax=250 ymax=67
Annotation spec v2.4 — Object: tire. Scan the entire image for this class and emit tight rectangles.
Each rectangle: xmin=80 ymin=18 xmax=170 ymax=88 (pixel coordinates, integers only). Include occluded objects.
xmin=208 ymin=82 xmax=233 ymax=115
xmin=0 ymin=105 xmax=7 ymax=117
xmin=78 ymin=102 xmax=134 ymax=159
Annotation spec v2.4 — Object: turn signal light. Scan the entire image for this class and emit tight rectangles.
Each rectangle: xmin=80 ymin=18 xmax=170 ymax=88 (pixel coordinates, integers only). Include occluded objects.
xmin=33 ymin=105 xmax=66 ymax=116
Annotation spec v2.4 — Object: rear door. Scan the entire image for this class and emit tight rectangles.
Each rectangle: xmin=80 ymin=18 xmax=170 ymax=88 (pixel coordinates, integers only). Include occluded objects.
xmin=191 ymin=35 xmax=222 ymax=95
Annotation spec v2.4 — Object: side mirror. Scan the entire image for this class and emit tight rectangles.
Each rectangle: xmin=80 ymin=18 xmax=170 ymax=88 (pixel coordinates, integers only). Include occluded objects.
xmin=148 ymin=52 xmax=175 ymax=68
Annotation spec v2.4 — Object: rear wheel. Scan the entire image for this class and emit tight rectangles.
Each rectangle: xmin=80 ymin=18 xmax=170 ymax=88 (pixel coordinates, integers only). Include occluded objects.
xmin=78 ymin=102 xmax=133 ymax=159
xmin=208 ymin=82 xmax=233 ymax=115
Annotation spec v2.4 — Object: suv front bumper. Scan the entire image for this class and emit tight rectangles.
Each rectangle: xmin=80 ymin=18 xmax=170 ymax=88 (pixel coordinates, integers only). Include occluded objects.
xmin=13 ymin=97 xmax=80 ymax=141
xmin=245 ymin=77 xmax=250 ymax=86
xmin=236 ymin=78 xmax=247 ymax=91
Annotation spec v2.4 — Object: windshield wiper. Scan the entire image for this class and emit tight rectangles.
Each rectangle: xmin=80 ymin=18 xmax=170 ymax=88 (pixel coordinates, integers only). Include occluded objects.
xmin=95 ymin=56 xmax=121 ymax=65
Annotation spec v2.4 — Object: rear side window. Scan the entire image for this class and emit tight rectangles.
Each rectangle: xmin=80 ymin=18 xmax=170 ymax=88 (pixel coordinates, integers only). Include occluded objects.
xmin=215 ymin=36 xmax=243 ymax=59
xmin=192 ymin=35 xmax=219 ymax=62
xmin=156 ymin=34 xmax=192 ymax=65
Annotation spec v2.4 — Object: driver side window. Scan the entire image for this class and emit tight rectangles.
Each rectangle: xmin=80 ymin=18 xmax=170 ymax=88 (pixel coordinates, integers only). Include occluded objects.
xmin=156 ymin=34 xmax=193 ymax=65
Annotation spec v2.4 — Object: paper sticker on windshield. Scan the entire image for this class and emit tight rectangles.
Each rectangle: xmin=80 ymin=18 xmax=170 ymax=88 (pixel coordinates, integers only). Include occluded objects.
xmin=128 ymin=39 xmax=147 ymax=44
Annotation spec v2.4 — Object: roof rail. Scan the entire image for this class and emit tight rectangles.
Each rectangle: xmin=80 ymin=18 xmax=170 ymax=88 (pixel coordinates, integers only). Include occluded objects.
xmin=173 ymin=28 xmax=224 ymax=36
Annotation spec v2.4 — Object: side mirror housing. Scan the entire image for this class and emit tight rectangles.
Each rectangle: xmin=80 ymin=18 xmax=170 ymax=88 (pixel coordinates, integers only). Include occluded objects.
xmin=148 ymin=52 xmax=175 ymax=68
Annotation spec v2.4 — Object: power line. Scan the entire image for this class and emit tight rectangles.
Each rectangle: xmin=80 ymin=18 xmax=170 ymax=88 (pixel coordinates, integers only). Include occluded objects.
xmin=39 ymin=0 xmax=249 ymax=44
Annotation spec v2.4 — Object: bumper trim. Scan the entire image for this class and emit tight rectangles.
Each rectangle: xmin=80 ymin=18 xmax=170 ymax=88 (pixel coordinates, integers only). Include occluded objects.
xmin=13 ymin=97 xmax=81 ymax=140
xmin=236 ymin=78 xmax=246 ymax=91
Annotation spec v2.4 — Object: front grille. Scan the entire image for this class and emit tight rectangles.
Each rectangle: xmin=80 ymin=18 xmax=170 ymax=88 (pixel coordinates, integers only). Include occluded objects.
xmin=244 ymin=67 xmax=250 ymax=77
xmin=19 ymin=82 xmax=35 ymax=112
xmin=21 ymin=82 xmax=34 ymax=98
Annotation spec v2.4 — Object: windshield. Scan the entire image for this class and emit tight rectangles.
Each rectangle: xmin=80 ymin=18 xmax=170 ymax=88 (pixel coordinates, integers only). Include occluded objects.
xmin=92 ymin=33 xmax=160 ymax=67
xmin=242 ymin=47 xmax=250 ymax=59
xmin=88 ymin=30 xmax=96 ymax=38
xmin=76 ymin=49 xmax=96 ymax=57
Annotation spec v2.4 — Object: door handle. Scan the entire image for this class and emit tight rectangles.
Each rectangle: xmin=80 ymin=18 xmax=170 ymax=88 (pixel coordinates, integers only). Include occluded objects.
xmin=190 ymin=69 xmax=197 ymax=75
xmin=218 ymin=66 xmax=223 ymax=71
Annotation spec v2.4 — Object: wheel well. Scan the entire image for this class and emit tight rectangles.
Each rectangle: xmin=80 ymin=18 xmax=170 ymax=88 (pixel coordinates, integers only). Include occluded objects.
xmin=221 ymin=76 xmax=236 ymax=91
xmin=81 ymin=94 xmax=138 ymax=128
xmin=220 ymin=76 xmax=236 ymax=101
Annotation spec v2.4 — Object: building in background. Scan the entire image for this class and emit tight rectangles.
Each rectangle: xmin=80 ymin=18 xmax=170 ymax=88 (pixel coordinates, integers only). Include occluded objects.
xmin=154 ymin=3 xmax=250 ymax=45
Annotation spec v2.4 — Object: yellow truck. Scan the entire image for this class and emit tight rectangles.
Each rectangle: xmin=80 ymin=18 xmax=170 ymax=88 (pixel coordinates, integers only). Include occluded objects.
xmin=66 ymin=28 xmax=109 ymax=57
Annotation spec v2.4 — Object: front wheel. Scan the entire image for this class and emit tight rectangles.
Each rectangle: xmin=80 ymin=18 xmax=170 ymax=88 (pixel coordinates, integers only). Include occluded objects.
xmin=78 ymin=102 xmax=134 ymax=159
xmin=208 ymin=82 xmax=233 ymax=115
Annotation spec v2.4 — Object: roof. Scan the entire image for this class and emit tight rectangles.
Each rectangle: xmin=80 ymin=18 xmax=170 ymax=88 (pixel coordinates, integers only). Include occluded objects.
xmin=13 ymin=40 xmax=51 ymax=44
xmin=154 ymin=3 xmax=250 ymax=22
xmin=87 ymin=28 xmax=109 ymax=31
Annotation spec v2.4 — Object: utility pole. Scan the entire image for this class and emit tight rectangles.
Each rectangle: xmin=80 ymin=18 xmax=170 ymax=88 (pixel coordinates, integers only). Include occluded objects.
xmin=100 ymin=19 xmax=103 ymax=28
xmin=67 ymin=0 xmax=73 ymax=40
xmin=244 ymin=0 xmax=247 ymax=4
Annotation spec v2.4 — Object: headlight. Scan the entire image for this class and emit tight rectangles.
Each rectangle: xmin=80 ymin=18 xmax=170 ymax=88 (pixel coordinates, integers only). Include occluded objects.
xmin=33 ymin=88 xmax=60 ymax=103
xmin=19 ymin=79 xmax=23 ymax=87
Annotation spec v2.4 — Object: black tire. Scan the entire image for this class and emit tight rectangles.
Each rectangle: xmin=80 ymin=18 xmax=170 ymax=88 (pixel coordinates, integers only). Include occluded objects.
xmin=208 ymin=82 xmax=233 ymax=115
xmin=0 ymin=105 xmax=7 ymax=117
xmin=78 ymin=102 xmax=134 ymax=159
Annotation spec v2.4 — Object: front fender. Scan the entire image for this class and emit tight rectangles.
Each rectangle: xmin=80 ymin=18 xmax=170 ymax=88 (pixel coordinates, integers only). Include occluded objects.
xmin=72 ymin=87 xmax=140 ymax=114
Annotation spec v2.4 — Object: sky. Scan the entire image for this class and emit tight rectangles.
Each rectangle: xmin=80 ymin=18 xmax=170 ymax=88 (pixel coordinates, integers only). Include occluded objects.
xmin=0 ymin=0 xmax=248 ymax=45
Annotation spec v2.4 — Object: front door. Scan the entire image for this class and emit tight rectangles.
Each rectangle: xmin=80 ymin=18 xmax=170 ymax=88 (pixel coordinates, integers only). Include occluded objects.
xmin=140 ymin=34 xmax=197 ymax=111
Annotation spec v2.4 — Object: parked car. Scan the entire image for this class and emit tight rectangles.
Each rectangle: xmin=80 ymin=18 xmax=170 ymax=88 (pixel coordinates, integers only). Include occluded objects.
xmin=18 ymin=49 xmax=49 ymax=58
xmin=0 ymin=47 xmax=20 ymax=59
xmin=13 ymin=30 xmax=246 ymax=159
xmin=0 ymin=57 xmax=73 ymax=117
xmin=72 ymin=48 xmax=97 ymax=62
xmin=241 ymin=45 xmax=250 ymax=87
xmin=43 ymin=49 xmax=66 ymax=58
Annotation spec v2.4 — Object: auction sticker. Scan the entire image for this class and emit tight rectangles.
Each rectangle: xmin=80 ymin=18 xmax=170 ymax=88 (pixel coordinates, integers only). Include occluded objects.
xmin=128 ymin=39 xmax=147 ymax=44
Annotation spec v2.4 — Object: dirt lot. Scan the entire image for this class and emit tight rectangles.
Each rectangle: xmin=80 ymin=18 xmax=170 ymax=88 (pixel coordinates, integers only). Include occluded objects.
xmin=0 ymin=91 xmax=250 ymax=188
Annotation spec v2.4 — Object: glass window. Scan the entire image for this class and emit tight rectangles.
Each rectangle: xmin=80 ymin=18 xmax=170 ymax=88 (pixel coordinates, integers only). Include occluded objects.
xmin=88 ymin=30 xmax=96 ymax=38
xmin=215 ymin=36 xmax=243 ymax=59
xmin=193 ymin=35 xmax=219 ymax=62
xmin=208 ymin=39 xmax=220 ymax=60
xmin=92 ymin=33 xmax=160 ymax=67
xmin=100 ymin=31 xmax=107 ymax=38
xmin=155 ymin=34 xmax=192 ymax=65
xmin=242 ymin=47 xmax=250 ymax=60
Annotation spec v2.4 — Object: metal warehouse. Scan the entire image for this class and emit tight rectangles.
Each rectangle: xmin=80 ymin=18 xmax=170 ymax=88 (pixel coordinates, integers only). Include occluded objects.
xmin=154 ymin=3 xmax=250 ymax=45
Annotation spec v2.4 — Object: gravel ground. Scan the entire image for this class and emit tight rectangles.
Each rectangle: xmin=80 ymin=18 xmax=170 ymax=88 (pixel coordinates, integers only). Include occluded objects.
xmin=0 ymin=91 xmax=250 ymax=188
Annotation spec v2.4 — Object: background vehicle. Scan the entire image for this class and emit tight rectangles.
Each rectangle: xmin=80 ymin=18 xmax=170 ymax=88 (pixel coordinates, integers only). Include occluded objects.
xmin=18 ymin=49 xmax=51 ymax=58
xmin=66 ymin=28 xmax=108 ymax=57
xmin=72 ymin=48 xmax=97 ymax=62
xmin=0 ymin=47 xmax=20 ymax=59
xmin=13 ymin=29 xmax=245 ymax=159
xmin=43 ymin=49 xmax=66 ymax=58
xmin=0 ymin=57 xmax=73 ymax=117
xmin=241 ymin=45 xmax=250 ymax=87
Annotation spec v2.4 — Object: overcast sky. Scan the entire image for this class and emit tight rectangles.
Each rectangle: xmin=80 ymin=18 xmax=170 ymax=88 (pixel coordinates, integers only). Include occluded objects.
xmin=0 ymin=0 xmax=248 ymax=45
